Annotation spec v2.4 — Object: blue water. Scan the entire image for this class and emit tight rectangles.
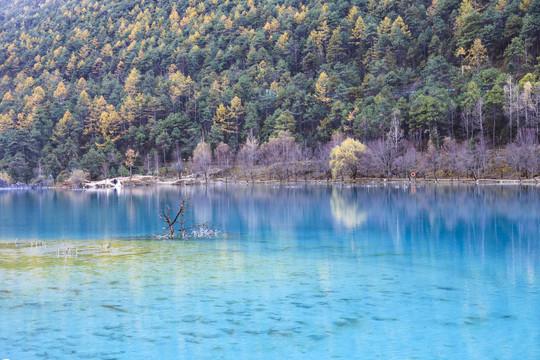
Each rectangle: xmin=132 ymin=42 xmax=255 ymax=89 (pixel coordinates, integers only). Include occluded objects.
xmin=0 ymin=184 xmax=539 ymax=359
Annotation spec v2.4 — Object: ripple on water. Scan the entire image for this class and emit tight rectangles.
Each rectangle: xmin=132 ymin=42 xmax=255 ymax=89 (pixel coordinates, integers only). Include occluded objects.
xmin=181 ymin=315 xmax=199 ymax=323
xmin=1 ymin=185 xmax=539 ymax=360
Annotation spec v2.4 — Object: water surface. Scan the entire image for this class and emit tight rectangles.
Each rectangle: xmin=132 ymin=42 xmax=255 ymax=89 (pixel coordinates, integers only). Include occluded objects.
xmin=0 ymin=184 xmax=539 ymax=359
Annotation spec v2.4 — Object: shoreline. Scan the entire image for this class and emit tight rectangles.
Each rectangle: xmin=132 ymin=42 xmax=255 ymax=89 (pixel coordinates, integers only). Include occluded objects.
xmin=75 ymin=175 xmax=540 ymax=188
xmin=2 ymin=175 xmax=539 ymax=190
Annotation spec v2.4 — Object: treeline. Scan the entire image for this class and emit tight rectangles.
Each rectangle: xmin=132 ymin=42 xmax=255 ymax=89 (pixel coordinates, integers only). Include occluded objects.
xmin=0 ymin=0 xmax=539 ymax=183
xmin=171 ymin=130 xmax=540 ymax=182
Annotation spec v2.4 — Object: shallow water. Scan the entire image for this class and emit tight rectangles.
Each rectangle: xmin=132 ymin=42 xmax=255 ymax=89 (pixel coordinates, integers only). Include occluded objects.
xmin=0 ymin=184 xmax=539 ymax=359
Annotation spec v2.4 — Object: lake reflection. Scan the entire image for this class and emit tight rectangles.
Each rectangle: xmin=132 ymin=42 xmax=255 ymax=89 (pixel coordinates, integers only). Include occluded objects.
xmin=0 ymin=184 xmax=539 ymax=359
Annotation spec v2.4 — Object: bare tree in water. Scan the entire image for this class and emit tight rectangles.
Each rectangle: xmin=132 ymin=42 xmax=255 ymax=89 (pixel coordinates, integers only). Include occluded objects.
xmin=159 ymin=195 xmax=209 ymax=239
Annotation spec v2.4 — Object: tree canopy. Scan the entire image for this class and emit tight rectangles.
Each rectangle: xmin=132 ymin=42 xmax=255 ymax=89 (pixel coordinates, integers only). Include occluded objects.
xmin=0 ymin=0 xmax=538 ymax=182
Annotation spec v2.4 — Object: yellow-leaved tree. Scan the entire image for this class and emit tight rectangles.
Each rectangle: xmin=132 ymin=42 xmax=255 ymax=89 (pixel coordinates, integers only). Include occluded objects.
xmin=0 ymin=111 xmax=16 ymax=133
xmin=17 ymin=86 xmax=45 ymax=130
xmin=315 ymin=72 xmax=332 ymax=104
xmin=465 ymin=39 xmax=487 ymax=73
xmin=124 ymin=68 xmax=141 ymax=98
xmin=76 ymin=77 xmax=88 ymax=93
xmin=350 ymin=16 xmax=366 ymax=45
xmin=120 ymin=93 xmax=143 ymax=127
xmin=168 ymin=70 xmax=193 ymax=110
xmin=228 ymin=96 xmax=243 ymax=134
xmin=84 ymin=95 xmax=108 ymax=140
xmin=97 ymin=105 xmax=123 ymax=146
xmin=310 ymin=20 xmax=330 ymax=58
xmin=52 ymin=110 xmax=76 ymax=144
xmin=213 ymin=103 xmax=233 ymax=133
xmin=1 ymin=90 xmax=14 ymax=105
xmin=120 ymin=68 xmax=143 ymax=126
xmin=330 ymin=138 xmax=367 ymax=180
xmin=53 ymin=81 xmax=68 ymax=102
xmin=124 ymin=148 xmax=139 ymax=178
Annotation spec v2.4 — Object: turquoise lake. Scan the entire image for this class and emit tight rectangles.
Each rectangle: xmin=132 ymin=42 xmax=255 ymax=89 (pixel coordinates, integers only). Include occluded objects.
xmin=0 ymin=184 xmax=539 ymax=359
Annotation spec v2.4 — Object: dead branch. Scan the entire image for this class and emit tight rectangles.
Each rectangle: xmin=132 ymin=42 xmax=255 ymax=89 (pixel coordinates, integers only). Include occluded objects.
xmin=159 ymin=195 xmax=213 ymax=239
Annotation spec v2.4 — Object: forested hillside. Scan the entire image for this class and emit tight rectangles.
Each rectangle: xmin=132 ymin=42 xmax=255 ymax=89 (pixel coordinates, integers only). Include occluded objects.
xmin=0 ymin=0 xmax=539 ymax=182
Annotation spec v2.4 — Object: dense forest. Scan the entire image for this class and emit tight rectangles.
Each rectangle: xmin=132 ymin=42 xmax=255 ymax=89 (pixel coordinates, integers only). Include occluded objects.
xmin=0 ymin=0 xmax=539 ymax=183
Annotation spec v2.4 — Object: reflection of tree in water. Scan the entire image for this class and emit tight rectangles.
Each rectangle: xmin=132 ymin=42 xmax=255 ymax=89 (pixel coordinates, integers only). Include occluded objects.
xmin=181 ymin=184 xmax=336 ymax=234
xmin=1 ymin=185 xmax=539 ymax=278
xmin=330 ymin=187 xmax=367 ymax=229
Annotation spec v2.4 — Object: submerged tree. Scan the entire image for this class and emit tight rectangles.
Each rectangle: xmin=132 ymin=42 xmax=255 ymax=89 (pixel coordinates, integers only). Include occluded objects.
xmin=159 ymin=195 xmax=213 ymax=239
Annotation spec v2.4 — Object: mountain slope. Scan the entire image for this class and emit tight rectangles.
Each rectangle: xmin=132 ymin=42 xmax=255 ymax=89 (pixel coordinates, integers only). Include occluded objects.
xmin=0 ymin=0 xmax=538 ymax=181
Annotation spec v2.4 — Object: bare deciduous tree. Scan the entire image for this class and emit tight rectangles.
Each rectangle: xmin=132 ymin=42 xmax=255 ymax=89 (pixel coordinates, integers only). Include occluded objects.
xmin=463 ymin=138 xmax=488 ymax=180
xmin=297 ymin=147 xmax=313 ymax=181
xmin=215 ymin=142 xmax=233 ymax=182
xmin=504 ymin=76 xmax=518 ymax=140
xmin=531 ymin=83 xmax=540 ymax=138
xmin=505 ymin=129 xmax=539 ymax=179
xmin=144 ymin=152 xmax=151 ymax=175
xmin=424 ymin=141 xmax=442 ymax=181
xmin=171 ymin=145 xmax=184 ymax=178
xmin=236 ymin=133 xmax=259 ymax=182
xmin=369 ymin=139 xmax=397 ymax=179
xmin=192 ymin=140 xmax=212 ymax=183
xmin=101 ymin=162 xmax=109 ymax=179
xmin=159 ymin=195 xmax=209 ymax=239
xmin=441 ymin=137 xmax=465 ymax=180
xmin=153 ymin=149 xmax=159 ymax=175
xmin=388 ymin=109 xmax=404 ymax=152
xmin=260 ymin=131 xmax=300 ymax=181
xmin=316 ymin=132 xmax=345 ymax=180
xmin=395 ymin=142 xmax=420 ymax=179
xmin=461 ymin=108 xmax=474 ymax=141
xmin=473 ymin=96 xmax=485 ymax=144
xmin=505 ymin=142 xmax=525 ymax=179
